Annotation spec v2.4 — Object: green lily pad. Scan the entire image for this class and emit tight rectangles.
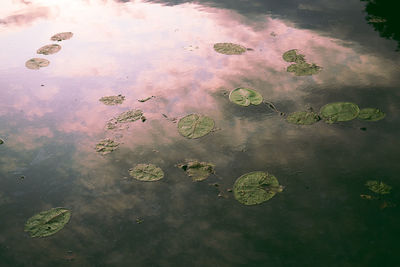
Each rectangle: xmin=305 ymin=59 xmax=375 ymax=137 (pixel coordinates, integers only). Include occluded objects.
xmin=213 ymin=43 xmax=247 ymax=55
xmin=177 ymin=160 xmax=215 ymax=181
xmin=282 ymin=49 xmax=306 ymax=63
xmin=178 ymin=114 xmax=215 ymax=139
xmin=106 ymin=109 xmax=144 ymax=130
xmin=95 ymin=139 xmax=119 ymax=155
xmin=233 ymin=171 xmax=284 ymax=205
xmin=129 ymin=164 xmax=164 ymax=182
xmin=99 ymin=95 xmax=125 ymax=105
xmin=320 ymin=102 xmax=360 ymax=124
xmin=37 ymin=44 xmax=61 ymax=55
xmin=51 ymin=32 xmax=73 ymax=41
xmin=358 ymin=108 xmax=386 ymax=121
xmin=287 ymin=62 xmax=322 ymax=76
xmin=24 ymin=208 xmax=71 ymax=238
xmin=25 ymin=58 xmax=50 ymax=70
xmin=229 ymin=88 xmax=263 ymax=107
xmin=286 ymin=111 xmax=320 ymax=125
xmin=366 ymin=180 xmax=392 ymax=195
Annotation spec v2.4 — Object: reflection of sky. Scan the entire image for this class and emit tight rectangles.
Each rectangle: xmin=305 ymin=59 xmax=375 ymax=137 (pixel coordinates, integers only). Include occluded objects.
xmin=1 ymin=1 xmax=400 ymax=266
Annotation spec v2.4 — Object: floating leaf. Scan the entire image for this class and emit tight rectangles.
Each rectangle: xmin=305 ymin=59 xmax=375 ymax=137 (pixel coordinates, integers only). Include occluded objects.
xmin=213 ymin=43 xmax=247 ymax=55
xmin=229 ymin=88 xmax=263 ymax=106
xmin=95 ymin=139 xmax=119 ymax=155
xmin=282 ymin=49 xmax=305 ymax=63
xmin=99 ymin=95 xmax=125 ymax=105
xmin=319 ymin=102 xmax=360 ymax=124
xmin=25 ymin=58 xmax=50 ymax=70
xmin=24 ymin=208 xmax=71 ymax=238
xmin=365 ymin=180 xmax=391 ymax=194
xmin=51 ymin=32 xmax=73 ymax=41
xmin=177 ymin=160 xmax=215 ymax=181
xmin=287 ymin=62 xmax=322 ymax=76
xmin=178 ymin=114 xmax=215 ymax=139
xmin=138 ymin=96 xmax=155 ymax=102
xmin=358 ymin=108 xmax=386 ymax=121
xmin=129 ymin=164 xmax=164 ymax=182
xmin=233 ymin=171 xmax=284 ymax=205
xmin=286 ymin=111 xmax=320 ymax=125
xmin=37 ymin=44 xmax=61 ymax=55
xmin=106 ymin=109 xmax=144 ymax=130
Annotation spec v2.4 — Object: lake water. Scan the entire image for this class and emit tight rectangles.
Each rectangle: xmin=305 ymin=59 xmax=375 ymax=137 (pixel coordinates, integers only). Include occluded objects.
xmin=1 ymin=0 xmax=399 ymax=266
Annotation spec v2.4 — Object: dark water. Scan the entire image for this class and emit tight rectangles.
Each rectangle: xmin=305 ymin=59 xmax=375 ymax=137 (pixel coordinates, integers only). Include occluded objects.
xmin=1 ymin=0 xmax=399 ymax=266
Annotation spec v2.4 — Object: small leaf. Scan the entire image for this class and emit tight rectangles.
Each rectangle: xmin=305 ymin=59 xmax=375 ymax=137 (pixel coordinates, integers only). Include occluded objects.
xmin=358 ymin=108 xmax=386 ymax=121
xmin=229 ymin=88 xmax=263 ymax=107
xmin=95 ymin=139 xmax=119 ymax=155
xmin=282 ymin=49 xmax=306 ymax=63
xmin=25 ymin=58 xmax=50 ymax=70
xmin=24 ymin=208 xmax=71 ymax=238
xmin=286 ymin=111 xmax=320 ymax=125
xmin=287 ymin=62 xmax=322 ymax=76
xmin=213 ymin=43 xmax=247 ymax=55
xmin=51 ymin=32 xmax=73 ymax=41
xmin=365 ymin=180 xmax=392 ymax=195
xmin=319 ymin=102 xmax=360 ymax=124
xmin=178 ymin=114 xmax=215 ymax=139
xmin=177 ymin=160 xmax=215 ymax=181
xmin=37 ymin=44 xmax=61 ymax=55
xmin=129 ymin=164 xmax=164 ymax=182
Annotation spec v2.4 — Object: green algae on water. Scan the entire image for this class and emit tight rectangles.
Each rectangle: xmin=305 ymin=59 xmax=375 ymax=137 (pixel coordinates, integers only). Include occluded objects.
xmin=287 ymin=62 xmax=322 ymax=76
xmin=213 ymin=43 xmax=247 ymax=55
xmin=233 ymin=171 xmax=284 ymax=205
xmin=99 ymin=95 xmax=125 ymax=105
xmin=95 ymin=139 xmax=119 ymax=155
xmin=37 ymin=44 xmax=61 ymax=55
xmin=319 ymin=102 xmax=360 ymax=124
xmin=358 ymin=108 xmax=386 ymax=121
xmin=24 ymin=208 xmax=71 ymax=238
xmin=25 ymin=58 xmax=50 ymax=70
xmin=229 ymin=88 xmax=263 ymax=107
xmin=282 ymin=49 xmax=305 ymax=63
xmin=286 ymin=111 xmax=320 ymax=125
xmin=129 ymin=164 xmax=164 ymax=182
xmin=177 ymin=160 xmax=215 ymax=181
xmin=51 ymin=32 xmax=73 ymax=41
xmin=178 ymin=114 xmax=215 ymax=139
xmin=366 ymin=180 xmax=392 ymax=195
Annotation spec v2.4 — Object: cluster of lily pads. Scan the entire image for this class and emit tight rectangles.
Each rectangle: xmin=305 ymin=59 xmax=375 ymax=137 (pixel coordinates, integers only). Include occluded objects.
xmin=282 ymin=49 xmax=322 ymax=76
xmin=25 ymin=32 xmax=73 ymax=70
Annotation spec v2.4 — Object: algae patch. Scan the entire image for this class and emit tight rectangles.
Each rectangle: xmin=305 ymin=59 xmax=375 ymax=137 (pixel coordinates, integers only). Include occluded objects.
xmin=320 ymin=102 xmax=360 ymax=124
xmin=177 ymin=160 xmax=215 ymax=181
xmin=178 ymin=114 xmax=215 ymax=139
xmin=358 ymin=108 xmax=386 ymax=121
xmin=37 ymin=44 xmax=61 ymax=55
xmin=99 ymin=95 xmax=125 ymax=105
xmin=213 ymin=43 xmax=247 ymax=55
xmin=282 ymin=49 xmax=321 ymax=76
xmin=233 ymin=171 xmax=284 ymax=205
xmin=95 ymin=139 xmax=119 ymax=155
xmin=51 ymin=32 xmax=73 ymax=41
xmin=229 ymin=88 xmax=263 ymax=107
xmin=25 ymin=58 xmax=50 ymax=70
xmin=24 ymin=207 xmax=71 ymax=238
xmin=129 ymin=164 xmax=164 ymax=182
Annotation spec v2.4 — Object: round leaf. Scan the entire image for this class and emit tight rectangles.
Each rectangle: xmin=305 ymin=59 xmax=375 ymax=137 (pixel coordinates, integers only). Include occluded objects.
xmin=282 ymin=49 xmax=305 ymax=63
xmin=37 ymin=44 xmax=61 ymax=55
xmin=233 ymin=171 xmax=283 ymax=205
xmin=129 ymin=164 xmax=164 ymax=181
xmin=24 ymin=208 xmax=71 ymax=238
xmin=178 ymin=114 xmax=215 ymax=139
xmin=25 ymin=58 xmax=50 ymax=70
xmin=229 ymin=88 xmax=263 ymax=107
xmin=320 ymin=102 xmax=360 ymax=124
xmin=358 ymin=108 xmax=386 ymax=121
xmin=51 ymin=32 xmax=73 ymax=41
xmin=286 ymin=111 xmax=320 ymax=125
xmin=213 ymin=43 xmax=247 ymax=55
xmin=178 ymin=160 xmax=215 ymax=181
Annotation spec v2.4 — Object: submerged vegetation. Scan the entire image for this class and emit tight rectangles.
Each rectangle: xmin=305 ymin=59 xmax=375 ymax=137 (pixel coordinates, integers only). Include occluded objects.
xmin=24 ymin=208 xmax=71 ymax=238
xmin=213 ymin=43 xmax=247 ymax=55
xmin=177 ymin=160 xmax=215 ymax=181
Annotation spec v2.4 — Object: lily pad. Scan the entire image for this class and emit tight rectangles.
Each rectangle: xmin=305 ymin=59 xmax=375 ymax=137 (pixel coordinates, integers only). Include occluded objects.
xmin=286 ymin=111 xmax=320 ymax=125
xmin=51 ymin=32 xmax=73 ymax=41
xmin=287 ymin=62 xmax=322 ymax=76
xmin=213 ymin=43 xmax=247 ymax=55
xmin=95 ymin=139 xmax=119 ymax=155
xmin=282 ymin=49 xmax=305 ymax=63
xmin=366 ymin=180 xmax=392 ymax=195
xmin=319 ymin=102 xmax=360 ymax=124
xmin=229 ymin=88 xmax=263 ymax=107
xmin=24 ymin=207 xmax=71 ymax=238
xmin=129 ymin=164 xmax=164 ymax=182
xmin=178 ymin=114 xmax=215 ymax=139
xmin=358 ymin=108 xmax=386 ymax=121
xmin=177 ymin=160 xmax=215 ymax=181
xmin=25 ymin=58 xmax=50 ymax=70
xmin=233 ymin=171 xmax=284 ymax=205
xmin=37 ymin=44 xmax=61 ymax=55
xmin=106 ymin=109 xmax=144 ymax=129
xmin=99 ymin=95 xmax=125 ymax=105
